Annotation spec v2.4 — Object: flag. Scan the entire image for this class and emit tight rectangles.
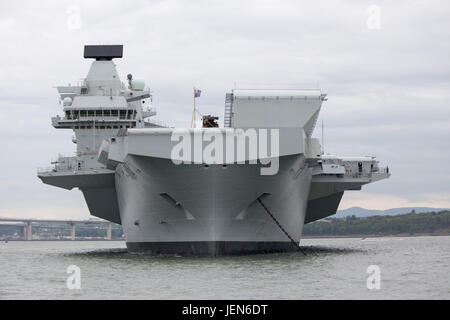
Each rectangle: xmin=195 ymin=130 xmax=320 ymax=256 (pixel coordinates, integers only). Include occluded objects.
xmin=194 ymin=88 xmax=202 ymax=98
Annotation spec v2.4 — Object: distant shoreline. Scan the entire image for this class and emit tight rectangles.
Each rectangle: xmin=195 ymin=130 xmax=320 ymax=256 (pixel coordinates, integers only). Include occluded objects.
xmin=1 ymin=239 xmax=125 ymax=242
xmin=302 ymin=233 xmax=450 ymax=239
xmin=2 ymin=233 xmax=449 ymax=242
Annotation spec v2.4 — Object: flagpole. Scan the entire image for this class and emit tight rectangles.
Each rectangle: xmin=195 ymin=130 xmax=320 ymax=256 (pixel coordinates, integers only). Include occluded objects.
xmin=193 ymin=87 xmax=196 ymax=128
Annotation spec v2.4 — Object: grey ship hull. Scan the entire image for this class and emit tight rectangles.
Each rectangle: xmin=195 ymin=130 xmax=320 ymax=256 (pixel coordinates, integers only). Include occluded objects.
xmin=116 ymin=154 xmax=311 ymax=255
xmin=126 ymin=242 xmax=298 ymax=256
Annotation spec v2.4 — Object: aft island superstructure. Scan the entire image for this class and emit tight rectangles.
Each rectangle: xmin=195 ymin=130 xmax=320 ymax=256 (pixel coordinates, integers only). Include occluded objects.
xmin=38 ymin=45 xmax=390 ymax=256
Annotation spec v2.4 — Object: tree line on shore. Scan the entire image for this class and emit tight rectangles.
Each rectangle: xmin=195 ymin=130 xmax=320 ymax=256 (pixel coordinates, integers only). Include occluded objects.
xmin=303 ymin=210 xmax=450 ymax=236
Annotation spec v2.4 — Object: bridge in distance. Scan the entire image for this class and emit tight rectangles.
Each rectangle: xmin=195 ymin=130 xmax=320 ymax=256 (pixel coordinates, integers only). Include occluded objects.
xmin=0 ymin=218 xmax=116 ymax=241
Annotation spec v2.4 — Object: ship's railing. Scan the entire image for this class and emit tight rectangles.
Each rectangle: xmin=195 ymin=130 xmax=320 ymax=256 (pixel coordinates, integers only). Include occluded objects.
xmin=37 ymin=151 xmax=100 ymax=174
xmin=38 ymin=156 xmax=79 ymax=174
xmin=346 ymin=172 xmax=371 ymax=179
xmin=78 ymin=115 xmax=136 ymax=120
xmin=343 ymin=166 xmax=389 ymax=179
xmin=50 ymin=151 xmax=97 ymax=158
xmin=37 ymin=165 xmax=78 ymax=174
xmin=54 ymin=115 xmax=137 ymax=121
xmin=377 ymin=167 xmax=389 ymax=174
xmin=37 ymin=166 xmax=57 ymax=174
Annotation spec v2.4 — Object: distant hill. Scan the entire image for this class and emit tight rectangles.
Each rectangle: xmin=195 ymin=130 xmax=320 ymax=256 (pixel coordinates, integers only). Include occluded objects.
xmin=334 ymin=207 xmax=448 ymax=219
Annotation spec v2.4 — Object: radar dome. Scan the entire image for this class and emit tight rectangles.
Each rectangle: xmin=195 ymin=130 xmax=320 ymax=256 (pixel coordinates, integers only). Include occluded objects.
xmin=63 ymin=97 xmax=73 ymax=106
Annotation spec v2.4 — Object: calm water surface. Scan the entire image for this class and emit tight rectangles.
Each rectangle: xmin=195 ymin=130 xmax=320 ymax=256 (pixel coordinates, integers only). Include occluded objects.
xmin=0 ymin=236 xmax=449 ymax=299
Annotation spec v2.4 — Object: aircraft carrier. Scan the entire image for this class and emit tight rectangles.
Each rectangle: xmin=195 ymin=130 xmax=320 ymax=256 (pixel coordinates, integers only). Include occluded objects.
xmin=38 ymin=45 xmax=390 ymax=256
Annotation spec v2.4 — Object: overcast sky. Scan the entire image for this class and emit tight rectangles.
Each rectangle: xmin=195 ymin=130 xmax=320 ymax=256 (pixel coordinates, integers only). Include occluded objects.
xmin=0 ymin=0 xmax=449 ymax=219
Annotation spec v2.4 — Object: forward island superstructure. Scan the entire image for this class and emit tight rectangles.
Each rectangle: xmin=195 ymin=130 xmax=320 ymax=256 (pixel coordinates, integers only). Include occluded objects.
xmin=38 ymin=45 xmax=390 ymax=255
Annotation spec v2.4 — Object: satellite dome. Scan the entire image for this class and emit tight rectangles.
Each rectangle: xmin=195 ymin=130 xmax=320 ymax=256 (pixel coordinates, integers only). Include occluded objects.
xmin=63 ymin=97 xmax=72 ymax=106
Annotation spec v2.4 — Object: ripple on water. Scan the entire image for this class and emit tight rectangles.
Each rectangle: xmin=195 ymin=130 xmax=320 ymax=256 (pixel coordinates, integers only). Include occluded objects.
xmin=1 ymin=237 xmax=449 ymax=299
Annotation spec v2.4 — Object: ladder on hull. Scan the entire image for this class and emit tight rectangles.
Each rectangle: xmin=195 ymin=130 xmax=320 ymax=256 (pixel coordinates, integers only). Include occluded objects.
xmin=223 ymin=93 xmax=233 ymax=128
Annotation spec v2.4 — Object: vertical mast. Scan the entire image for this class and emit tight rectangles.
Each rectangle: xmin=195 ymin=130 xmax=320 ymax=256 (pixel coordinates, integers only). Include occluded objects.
xmin=192 ymin=87 xmax=196 ymax=128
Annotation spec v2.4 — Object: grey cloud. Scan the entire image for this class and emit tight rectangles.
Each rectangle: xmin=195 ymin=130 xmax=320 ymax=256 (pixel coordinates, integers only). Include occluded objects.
xmin=0 ymin=0 xmax=449 ymax=218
